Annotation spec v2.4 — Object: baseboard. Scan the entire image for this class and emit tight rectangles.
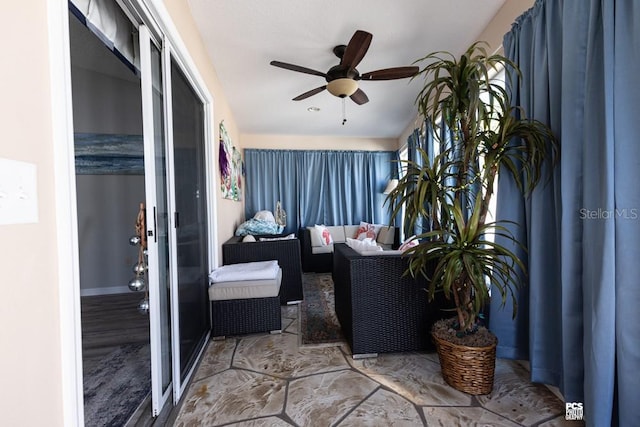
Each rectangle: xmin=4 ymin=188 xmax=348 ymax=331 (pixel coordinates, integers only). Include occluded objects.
xmin=81 ymin=285 xmax=131 ymax=297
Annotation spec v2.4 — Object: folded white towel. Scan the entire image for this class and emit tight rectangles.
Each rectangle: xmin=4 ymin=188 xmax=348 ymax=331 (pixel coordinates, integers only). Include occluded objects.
xmin=209 ymin=260 xmax=280 ymax=283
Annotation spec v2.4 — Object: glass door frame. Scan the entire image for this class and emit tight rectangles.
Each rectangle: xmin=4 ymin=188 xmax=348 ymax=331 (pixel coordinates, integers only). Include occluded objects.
xmin=115 ymin=0 xmax=220 ymax=406
xmin=137 ymin=9 xmax=219 ymax=405
xmin=49 ymin=0 xmax=220 ymax=422
xmin=139 ymin=24 xmax=172 ymax=416
xmin=162 ymin=40 xmax=217 ymax=403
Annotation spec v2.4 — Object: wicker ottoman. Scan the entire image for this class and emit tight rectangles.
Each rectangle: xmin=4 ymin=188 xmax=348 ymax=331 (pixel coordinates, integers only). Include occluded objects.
xmin=209 ymin=268 xmax=282 ymax=338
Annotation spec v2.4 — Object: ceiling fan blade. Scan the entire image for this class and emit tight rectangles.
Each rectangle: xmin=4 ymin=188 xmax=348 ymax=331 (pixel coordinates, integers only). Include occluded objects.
xmin=350 ymin=88 xmax=369 ymax=105
xmin=341 ymin=30 xmax=373 ymax=69
xmin=270 ymin=61 xmax=327 ymax=78
xmin=360 ymin=66 xmax=420 ymax=81
xmin=292 ymin=85 xmax=327 ymax=101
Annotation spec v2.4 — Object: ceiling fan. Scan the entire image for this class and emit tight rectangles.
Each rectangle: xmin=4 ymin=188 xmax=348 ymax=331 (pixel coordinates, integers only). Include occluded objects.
xmin=270 ymin=30 xmax=419 ymax=105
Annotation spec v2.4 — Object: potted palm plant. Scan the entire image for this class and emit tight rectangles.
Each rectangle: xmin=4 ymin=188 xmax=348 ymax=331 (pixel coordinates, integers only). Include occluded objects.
xmin=387 ymin=42 xmax=558 ymax=394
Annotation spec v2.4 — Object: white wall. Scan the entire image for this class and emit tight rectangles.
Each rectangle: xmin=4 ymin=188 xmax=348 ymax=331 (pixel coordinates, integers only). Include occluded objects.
xmin=0 ymin=2 xmax=66 ymax=425
xmin=241 ymin=133 xmax=397 ymax=151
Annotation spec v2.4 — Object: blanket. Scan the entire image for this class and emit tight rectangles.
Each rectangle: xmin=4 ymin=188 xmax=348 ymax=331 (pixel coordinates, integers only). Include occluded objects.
xmin=235 ymin=218 xmax=284 ymax=236
xmin=209 ymin=260 xmax=280 ymax=283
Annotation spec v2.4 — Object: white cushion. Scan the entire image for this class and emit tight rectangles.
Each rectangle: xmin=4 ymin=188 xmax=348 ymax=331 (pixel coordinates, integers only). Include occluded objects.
xmin=376 ymin=226 xmax=395 ymax=246
xmin=314 ymin=224 xmax=334 ymax=246
xmin=353 ymin=247 xmax=383 ymax=255
xmin=354 ymin=222 xmax=377 ymax=240
xmin=399 ymin=235 xmax=419 ymax=252
xmin=242 ymin=235 xmax=256 ymax=242
xmin=343 ymin=225 xmax=360 ymax=239
xmin=209 ymin=260 xmax=280 ymax=282
xmin=208 ymin=269 xmax=282 ymax=301
xmin=311 ymin=244 xmax=334 ymax=254
xmin=326 ymin=226 xmax=345 ymax=243
xmin=308 ymin=226 xmax=322 ymax=247
xmin=361 ymin=249 xmax=403 ymax=256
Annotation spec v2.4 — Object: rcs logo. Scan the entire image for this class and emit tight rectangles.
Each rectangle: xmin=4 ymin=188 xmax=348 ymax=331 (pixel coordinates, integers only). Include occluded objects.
xmin=566 ymin=402 xmax=584 ymax=421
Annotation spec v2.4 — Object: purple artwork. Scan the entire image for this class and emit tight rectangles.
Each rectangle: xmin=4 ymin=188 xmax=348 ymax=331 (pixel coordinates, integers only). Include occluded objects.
xmin=219 ymin=121 xmax=242 ymax=201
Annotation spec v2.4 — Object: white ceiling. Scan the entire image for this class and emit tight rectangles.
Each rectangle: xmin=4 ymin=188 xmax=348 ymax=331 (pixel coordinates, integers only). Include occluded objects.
xmin=187 ymin=0 xmax=507 ymax=139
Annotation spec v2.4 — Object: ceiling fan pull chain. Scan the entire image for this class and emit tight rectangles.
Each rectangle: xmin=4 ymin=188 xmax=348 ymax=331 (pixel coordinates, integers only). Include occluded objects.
xmin=342 ymin=98 xmax=347 ymax=125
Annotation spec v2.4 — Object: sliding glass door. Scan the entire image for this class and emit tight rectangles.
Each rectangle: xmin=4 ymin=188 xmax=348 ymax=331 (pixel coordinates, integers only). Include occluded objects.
xmin=139 ymin=26 xmax=173 ymax=415
xmin=169 ymin=59 xmax=210 ymax=386
xmin=65 ymin=1 xmax=215 ymax=419
xmin=141 ymin=28 xmax=211 ymax=408
xmin=140 ymin=31 xmax=211 ymax=409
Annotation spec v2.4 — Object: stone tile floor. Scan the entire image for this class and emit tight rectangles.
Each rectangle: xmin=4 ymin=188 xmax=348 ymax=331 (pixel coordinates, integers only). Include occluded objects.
xmin=174 ymin=305 xmax=578 ymax=426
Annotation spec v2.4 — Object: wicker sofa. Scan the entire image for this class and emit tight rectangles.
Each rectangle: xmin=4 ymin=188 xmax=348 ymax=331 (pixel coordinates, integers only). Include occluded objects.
xmin=332 ymin=243 xmax=452 ymax=357
xmin=221 ymin=236 xmax=304 ymax=305
xmin=299 ymin=225 xmax=399 ymax=273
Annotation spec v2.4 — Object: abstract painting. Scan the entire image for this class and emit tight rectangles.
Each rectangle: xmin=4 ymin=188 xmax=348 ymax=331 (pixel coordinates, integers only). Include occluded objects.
xmin=219 ymin=121 xmax=242 ymax=201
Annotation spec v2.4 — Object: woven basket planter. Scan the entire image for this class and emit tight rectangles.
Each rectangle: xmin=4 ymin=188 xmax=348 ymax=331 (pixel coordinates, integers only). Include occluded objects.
xmin=432 ymin=332 xmax=497 ymax=395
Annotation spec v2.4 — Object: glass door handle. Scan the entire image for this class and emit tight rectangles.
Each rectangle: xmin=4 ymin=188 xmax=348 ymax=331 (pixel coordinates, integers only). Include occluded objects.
xmin=150 ymin=206 xmax=157 ymax=242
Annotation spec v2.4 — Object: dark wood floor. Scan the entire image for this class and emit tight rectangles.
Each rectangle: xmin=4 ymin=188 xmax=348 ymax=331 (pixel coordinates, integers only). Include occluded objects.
xmin=81 ymin=292 xmax=150 ymax=374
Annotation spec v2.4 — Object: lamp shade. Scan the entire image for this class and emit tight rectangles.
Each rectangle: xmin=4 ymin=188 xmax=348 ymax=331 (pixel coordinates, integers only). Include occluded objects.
xmin=383 ymin=179 xmax=399 ymax=194
xmin=326 ymin=78 xmax=358 ymax=98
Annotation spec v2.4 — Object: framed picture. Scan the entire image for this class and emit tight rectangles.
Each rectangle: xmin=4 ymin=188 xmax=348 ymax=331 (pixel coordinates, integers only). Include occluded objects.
xmin=219 ymin=121 xmax=243 ymax=201
xmin=74 ymin=133 xmax=144 ymax=175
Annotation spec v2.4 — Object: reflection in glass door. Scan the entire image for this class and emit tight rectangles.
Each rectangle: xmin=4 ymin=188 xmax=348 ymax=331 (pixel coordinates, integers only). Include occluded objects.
xmin=169 ymin=59 xmax=210 ymax=383
xmin=139 ymin=26 xmax=172 ymax=415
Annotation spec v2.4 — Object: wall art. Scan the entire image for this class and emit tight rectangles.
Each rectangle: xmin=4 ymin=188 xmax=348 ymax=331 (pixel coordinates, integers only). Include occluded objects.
xmin=74 ymin=133 xmax=144 ymax=175
xmin=219 ymin=121 xmax=243 ymax=201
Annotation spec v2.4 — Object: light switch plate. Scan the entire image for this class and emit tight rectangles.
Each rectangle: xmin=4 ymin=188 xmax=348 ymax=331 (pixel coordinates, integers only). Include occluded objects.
xmin=0 ymin=158 xmax=39 ymax=225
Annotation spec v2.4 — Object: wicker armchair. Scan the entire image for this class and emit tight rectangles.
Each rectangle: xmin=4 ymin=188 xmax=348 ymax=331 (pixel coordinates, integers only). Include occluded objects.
xmin=332 ymin=243 xmax=452 ymax=356
xmin=222 ymin=236 xmax=304 ymax=304
xmin=299 ymin=227 xmax=333 ymax=273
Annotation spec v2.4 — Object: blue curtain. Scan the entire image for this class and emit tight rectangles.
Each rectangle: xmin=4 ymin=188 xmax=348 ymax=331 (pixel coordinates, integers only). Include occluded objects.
xmin=243 ymin=150 xmax=299 ymax=233
xmin=389 ymin=149 xmax=403 ymax=233
xmin=244 ymin=149 xmax=394 ymax=233
xmin=297 ymin=151 xmax=326 ymax=227
xmin=438 ymin=119 xmax=480 ymax=221
xmin=489 ymin=1 xmax=640 ymax=425
xmin=404 ymin=123 xmax=435 ymax=237
xmin=406 ymin=126 xmax=430 ymax=166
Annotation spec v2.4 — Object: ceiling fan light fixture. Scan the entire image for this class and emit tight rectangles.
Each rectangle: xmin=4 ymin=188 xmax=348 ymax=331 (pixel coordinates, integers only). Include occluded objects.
xmin=327 ymin=78 xmax=358 ymax=98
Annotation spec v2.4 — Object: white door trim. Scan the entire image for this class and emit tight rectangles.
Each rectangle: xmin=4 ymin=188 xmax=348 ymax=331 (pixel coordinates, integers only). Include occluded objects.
xmin=47 ymin=1 xmax=84 ymax=425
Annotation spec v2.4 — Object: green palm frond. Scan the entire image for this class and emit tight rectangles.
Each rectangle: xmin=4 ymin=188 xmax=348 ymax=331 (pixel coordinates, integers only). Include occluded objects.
xmin=388 ymin=41 xmax=558 ymax=333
